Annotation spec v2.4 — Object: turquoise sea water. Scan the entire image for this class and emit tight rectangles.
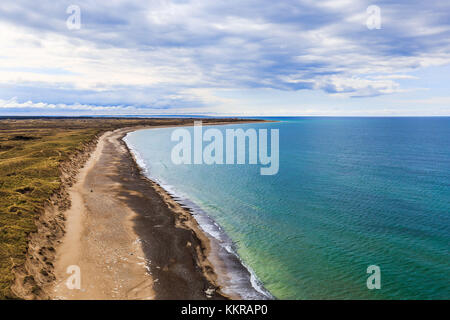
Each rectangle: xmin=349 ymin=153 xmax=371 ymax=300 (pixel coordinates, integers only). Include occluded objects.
xmin=124 ymin=117 xmax=449 ymax=299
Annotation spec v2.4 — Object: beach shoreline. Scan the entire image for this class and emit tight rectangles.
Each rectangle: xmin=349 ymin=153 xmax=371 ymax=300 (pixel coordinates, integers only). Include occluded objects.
xmin=123 ymin=125 xmax=273 ymax=300
xmin=45 ymin=119 xmax=270 ymax=300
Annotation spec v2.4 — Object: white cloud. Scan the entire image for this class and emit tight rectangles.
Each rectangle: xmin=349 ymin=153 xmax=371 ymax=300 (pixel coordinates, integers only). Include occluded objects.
xmin=0 ymin=0 xmax=449 ymax=114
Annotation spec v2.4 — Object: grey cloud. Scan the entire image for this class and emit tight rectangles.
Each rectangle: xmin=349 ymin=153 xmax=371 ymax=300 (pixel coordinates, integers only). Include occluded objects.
xmin=1 ymin=0 xmax=450 ymax=108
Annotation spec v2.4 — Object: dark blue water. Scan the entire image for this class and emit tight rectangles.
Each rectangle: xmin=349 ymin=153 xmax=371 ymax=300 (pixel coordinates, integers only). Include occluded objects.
xmin=124 ymin=117 xmax=450 ymax=299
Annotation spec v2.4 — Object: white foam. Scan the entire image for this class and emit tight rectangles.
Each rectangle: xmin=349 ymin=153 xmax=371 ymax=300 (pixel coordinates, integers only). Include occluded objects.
xmin=123 ymin=135 xmax=149 ymax=175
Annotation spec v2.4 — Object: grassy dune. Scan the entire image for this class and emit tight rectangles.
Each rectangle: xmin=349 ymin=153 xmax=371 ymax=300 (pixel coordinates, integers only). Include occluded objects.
xmin=0 ymin=122 xmax=104 ymax=298
xmin=0 ymin=117 xmax=253 ymax=299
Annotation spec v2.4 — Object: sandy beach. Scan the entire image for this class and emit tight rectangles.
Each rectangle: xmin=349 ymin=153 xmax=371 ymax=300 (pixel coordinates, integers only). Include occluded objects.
xmin=47 ymin=120 xmax=271 ymax=300
xmin=47 ymin=126 xmax=228 ymax=299
xmin=50 ymin=129 xmax=149 ymax=299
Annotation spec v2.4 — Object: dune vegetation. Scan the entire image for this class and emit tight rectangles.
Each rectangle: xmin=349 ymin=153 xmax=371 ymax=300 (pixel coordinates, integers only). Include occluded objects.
xmin=0 ymin=120 xmax=107 ymax=298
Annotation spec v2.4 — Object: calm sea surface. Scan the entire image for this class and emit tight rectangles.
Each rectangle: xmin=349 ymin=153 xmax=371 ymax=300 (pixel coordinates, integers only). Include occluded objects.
xmin=124 ymin=117 xmax=450 ymax=299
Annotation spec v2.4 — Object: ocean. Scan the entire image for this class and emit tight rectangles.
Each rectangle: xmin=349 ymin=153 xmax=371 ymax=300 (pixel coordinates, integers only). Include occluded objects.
xmin=124 ymin=117 xmax=450 ymax=299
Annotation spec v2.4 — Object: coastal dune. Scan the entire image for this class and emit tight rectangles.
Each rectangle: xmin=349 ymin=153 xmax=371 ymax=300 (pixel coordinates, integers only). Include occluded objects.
xmin=51 ymin=127 xmax=227 ymax=300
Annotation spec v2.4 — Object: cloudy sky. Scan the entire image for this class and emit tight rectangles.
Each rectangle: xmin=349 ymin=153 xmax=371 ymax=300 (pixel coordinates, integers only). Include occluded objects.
xmin=0 ymin=0 xmax=449 ymax=116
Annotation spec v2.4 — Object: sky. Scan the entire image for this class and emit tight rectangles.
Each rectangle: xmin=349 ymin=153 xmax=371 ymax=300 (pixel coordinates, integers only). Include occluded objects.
xmin=0 ymin=0 xmax=449 ymax=116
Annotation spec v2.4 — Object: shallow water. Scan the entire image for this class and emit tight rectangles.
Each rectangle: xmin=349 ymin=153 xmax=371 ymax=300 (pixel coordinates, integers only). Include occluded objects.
xmin=124 ymin=117 xmax=450 ymax=299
